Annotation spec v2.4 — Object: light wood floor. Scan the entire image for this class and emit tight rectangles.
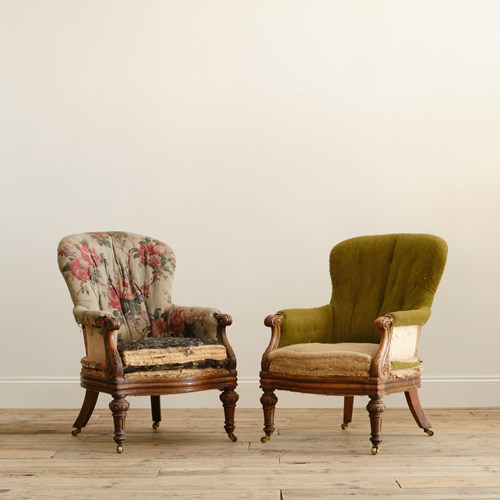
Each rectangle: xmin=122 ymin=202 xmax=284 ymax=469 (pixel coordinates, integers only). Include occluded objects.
xmin=1 ymin=406 xmax=500 ymax=499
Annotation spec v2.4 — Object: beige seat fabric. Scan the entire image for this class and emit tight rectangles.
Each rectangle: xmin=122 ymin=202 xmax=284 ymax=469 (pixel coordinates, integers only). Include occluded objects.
xmin=268 ymin=342 xmax=379 ymax=377
xmin=268 ymin=342 xmax=422 ymax=378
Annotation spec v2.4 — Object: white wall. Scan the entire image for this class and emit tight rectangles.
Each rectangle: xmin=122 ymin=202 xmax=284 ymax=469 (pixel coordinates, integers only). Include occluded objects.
xmin=1 ymin=1 xmax=499 ymax=409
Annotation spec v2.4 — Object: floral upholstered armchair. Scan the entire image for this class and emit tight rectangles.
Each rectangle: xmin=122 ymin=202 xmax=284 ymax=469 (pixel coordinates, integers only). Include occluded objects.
xmin=260 ymin=233 xmax=447 ymax=454
xmin=58 ymin=231 xmax=238 ymax=453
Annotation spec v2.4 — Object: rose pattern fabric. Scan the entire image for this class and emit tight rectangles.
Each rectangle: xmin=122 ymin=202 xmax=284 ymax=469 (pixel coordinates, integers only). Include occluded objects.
xmin=58 ymin=232 xmax=219 ymax=341
xmin=161 ymin=306 xmax=218 ymax=338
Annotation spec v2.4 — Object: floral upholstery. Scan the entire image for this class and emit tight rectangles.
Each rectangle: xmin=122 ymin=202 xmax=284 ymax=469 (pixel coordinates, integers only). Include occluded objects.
xmin=57 ymin=232 xmax=219 ymax=342
xmin=58 ymin=232 xmax=238 ymax=453
xmin=58 ymin=232 xmax=228 ymax=378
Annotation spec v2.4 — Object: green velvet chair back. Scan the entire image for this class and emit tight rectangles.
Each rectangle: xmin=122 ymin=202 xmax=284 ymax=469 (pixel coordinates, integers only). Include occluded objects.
xmin=329 ymin=234 xmax=448 ymax=344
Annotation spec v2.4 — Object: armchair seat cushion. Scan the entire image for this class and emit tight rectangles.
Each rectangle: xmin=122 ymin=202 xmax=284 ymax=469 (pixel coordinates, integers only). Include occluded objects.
xmin=81 ymin=337 xmax=231 ymax=379
xmin=268 ymin=342 xmax=422 ymax=378
xmin=119 ymin=337 xmax=230 ymax=375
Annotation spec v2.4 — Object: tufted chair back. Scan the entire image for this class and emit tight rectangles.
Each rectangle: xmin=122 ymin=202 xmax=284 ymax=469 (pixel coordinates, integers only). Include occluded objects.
xmin=57 ymin=232 xmax=176 ymax=341
xmin=329 ymin=233 xmax=448 ymax=344
xmin=260 ymin=233 xmax=448 ymax=453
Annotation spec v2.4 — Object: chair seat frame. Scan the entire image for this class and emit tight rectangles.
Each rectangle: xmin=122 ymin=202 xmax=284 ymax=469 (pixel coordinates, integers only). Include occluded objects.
xmin=73 ymin=313 xmax=239 ymax=453
xmin=260 ymin=314 xmax=433 ymax=454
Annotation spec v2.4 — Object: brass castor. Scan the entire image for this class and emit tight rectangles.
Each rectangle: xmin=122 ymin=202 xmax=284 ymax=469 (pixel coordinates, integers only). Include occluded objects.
xmin=341 ymin=422 xmax=349 ymax=430
xmin=116 ymin=445 xmax=124 ymax=454
xmin=71 ymin=428 xmax=81 ymax=437
xmin=261 ymin=435 xmax=271 ymax=443
xmin=424 ymin=428 xmax=434 ymax=436
xmin=152 ymin=421 xmax=160 ymax=430
xmin=228 ymin=433 xmax=237 ymax=442
xmin=371 ymin=446 xmax=379 ymax=455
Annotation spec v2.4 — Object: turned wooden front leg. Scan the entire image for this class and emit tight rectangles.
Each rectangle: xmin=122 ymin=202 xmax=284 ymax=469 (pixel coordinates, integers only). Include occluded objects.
xmin=260 ymin=389 xmax=278 ymax=442
xmin=109 ymin=396 xmax=130 ymax=453
xmin=220 ymin=387 xmax=239 ymax=441
xmin=366 ymin=395 xmax=385 ymax=454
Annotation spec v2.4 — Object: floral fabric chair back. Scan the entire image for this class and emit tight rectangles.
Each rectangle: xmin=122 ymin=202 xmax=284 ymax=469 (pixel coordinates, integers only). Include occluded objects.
xmin=58 ymin=232 xmax=176 ymax=341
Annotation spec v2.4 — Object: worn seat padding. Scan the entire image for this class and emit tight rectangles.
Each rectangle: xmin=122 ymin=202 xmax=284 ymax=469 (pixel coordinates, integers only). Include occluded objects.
xmin=118 ymin=337 xmax=230 ymax=374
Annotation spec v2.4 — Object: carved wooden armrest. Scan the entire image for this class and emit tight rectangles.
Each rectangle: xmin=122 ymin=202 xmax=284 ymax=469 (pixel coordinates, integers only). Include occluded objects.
xmin=214 ymin=313 xmax=236 ymax=370
xmin=370 ymin=316 xmax=393 ymax=379
xmin=94 ymin=316 xmax=121 ymax=331
xmin=261 ymin=314 xmax=283 ymax=371
xmin=87 ymin=316 xmax=123 ymax=380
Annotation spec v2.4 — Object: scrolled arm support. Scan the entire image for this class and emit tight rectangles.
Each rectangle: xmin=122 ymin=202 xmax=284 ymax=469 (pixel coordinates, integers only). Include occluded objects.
xmin=370 ymin=315 xmax=393 ymax=379
xmin=261 ymin=314 xmax=283 ymax=371
xmin=214 ymin=312 xmax=233 ymax=328
xmin=94 ymin=316 xmax=121 ymax=331
xmin=214 ymin=313 xmax=237 ymax=370
xmin=94 ymin=316 xmax=124 ymax=380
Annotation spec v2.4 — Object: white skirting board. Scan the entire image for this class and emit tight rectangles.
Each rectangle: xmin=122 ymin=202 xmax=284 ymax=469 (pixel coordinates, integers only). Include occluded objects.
xmin=0 ymin=376 xmax=499 ymax=409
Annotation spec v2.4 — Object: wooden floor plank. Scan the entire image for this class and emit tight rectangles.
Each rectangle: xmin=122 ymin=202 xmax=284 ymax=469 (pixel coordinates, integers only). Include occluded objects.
xmin=0 ymin=490 xmax=280 ymax=500
xmin=282 ymin=489 xmax=500 ymax=499
xmin=1 ymin=408 xmax=500 ymax=498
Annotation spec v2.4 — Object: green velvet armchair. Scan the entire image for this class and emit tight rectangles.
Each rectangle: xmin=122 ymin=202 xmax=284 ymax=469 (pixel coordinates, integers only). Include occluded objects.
xmin=260 ymin=233 xmax=447 ymax=454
